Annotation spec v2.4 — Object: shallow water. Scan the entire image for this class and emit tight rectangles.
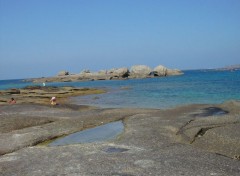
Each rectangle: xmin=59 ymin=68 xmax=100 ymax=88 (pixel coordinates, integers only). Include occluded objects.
xmin=71 ymin=70 xmax=240 ymax=108
xmin=1 ymin=70 xmax=240 ymax=109
xmin=48 ymin=121 xmax=124 ymax=146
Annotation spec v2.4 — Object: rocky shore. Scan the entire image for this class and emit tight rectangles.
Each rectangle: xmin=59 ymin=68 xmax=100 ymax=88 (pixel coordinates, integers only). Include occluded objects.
xmin=29 ymin=64 xmax=183 ymax=83
xmin=0 ymin=93 xmax=239 ymax=175
xmin=0 ymin=86 xmax=105 ymax=105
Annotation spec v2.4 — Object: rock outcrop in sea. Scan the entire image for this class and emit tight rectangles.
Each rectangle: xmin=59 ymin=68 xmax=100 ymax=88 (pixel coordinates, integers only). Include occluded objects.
xmin=30 ymin=65 xmax=183 ymax=83
xmin=57 ymin=70 xmax=69 ymax=76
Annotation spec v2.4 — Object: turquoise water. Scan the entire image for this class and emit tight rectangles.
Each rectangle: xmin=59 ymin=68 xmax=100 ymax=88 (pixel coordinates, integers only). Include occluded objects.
xmin=1 ymin=70 xmax=240 ymax=109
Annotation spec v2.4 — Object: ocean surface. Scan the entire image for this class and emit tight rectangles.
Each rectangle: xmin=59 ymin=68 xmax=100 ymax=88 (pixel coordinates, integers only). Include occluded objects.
xmin=1 ymin=70 xmax=240 ymax=109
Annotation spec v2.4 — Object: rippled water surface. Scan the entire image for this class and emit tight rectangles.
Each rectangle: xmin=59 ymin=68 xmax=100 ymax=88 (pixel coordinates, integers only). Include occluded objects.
xmin=1 ymin=70 xmax=240 ymax=109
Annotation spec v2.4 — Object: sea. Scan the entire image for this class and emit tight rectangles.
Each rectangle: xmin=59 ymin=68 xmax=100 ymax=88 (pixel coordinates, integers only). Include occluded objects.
xmin=1 ymin=70 xmax=240 ymax=109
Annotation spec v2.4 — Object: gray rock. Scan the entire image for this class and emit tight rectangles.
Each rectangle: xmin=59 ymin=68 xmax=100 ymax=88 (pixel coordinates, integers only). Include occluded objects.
xmin=154 ymin=65 xmax=183 ymax=76
xmin=166 ymin=69 xmax=183 ymax=76
xmin=153 ymin=65 xmax=168 ymax=76
xmin=175 ymin=107 xmax=240 ymax=159
xmin=98 ymin=70 xmax=107 ymax=74
xmin=130 ymin=65 xmax=152 ymax=78
xmin=80 ymin=69 xmax=91 ymax=74
xmin=57 ymin=70 xmax=69 ymax=76
xmin=0 ymin=103 xmax=240 ymax=176
xmin=108 ymin=67 xmax=129 ymax=78
xmin=1 ymin=89 xmax=21 ymax=95
xmin=193 ymin=123 xmax=240 ymax=158
xmin=30 ymin=65 xmax=183 ymax=83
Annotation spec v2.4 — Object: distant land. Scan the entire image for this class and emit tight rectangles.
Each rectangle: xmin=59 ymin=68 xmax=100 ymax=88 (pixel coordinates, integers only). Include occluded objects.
xmin=198 ymin=64 xmax=240 ymax=72
xmin=215 ymin=64 xmax=240 ymax=71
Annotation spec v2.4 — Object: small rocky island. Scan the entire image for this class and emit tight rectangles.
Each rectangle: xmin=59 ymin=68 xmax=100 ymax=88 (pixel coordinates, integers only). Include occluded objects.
xmin=29 ymin=64 xmax=183 ymax=83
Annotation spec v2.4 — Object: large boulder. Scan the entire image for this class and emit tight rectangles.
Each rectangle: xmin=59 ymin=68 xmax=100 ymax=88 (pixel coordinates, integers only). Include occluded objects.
xmin=154 ymin=65 xmax=183 ymax=76
xmin=57 ymin=71 xmax=69 ymax=76
xmin=166 ymin=69 xmax=183 ymax=76
xmin=80 ymin=69 xmax=91 ymax=74
xmin=98 ymin=70 xmax=107 ymax=74
xmin=108 ymin=67 xmax=129 ymax=78
xmin=153 ymin=65 xmax=168 ymax=76
xmin=130 ymin=65 xmax=152 ymax=78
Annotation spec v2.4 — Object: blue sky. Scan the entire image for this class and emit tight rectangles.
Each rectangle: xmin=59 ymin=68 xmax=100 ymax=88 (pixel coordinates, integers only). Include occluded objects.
xmin=0 ymin=0 xmax=240 ymax=80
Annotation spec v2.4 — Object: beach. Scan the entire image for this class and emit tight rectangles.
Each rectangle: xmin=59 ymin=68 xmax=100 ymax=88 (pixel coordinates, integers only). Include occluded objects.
xmin=0 ymin=92 xmax=240 ymax=175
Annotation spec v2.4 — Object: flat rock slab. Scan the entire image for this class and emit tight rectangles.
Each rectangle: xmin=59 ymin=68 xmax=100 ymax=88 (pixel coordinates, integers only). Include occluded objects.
xmin=0 ymin=103 xmax=240 ymax=175
xmin=0 ymin=86 xmax=105 ymax=105
xmin=176 ymin=113 xmax=240 ymax=158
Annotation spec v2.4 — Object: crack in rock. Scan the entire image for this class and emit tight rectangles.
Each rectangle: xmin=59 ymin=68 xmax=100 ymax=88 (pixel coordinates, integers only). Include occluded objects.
xmin=190 ymin=127 xmax=217 ymax=144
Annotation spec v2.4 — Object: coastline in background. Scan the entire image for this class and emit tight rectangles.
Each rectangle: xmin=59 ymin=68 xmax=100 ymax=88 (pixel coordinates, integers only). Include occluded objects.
xmin=0 ymin=69 xmax=240 ymax=109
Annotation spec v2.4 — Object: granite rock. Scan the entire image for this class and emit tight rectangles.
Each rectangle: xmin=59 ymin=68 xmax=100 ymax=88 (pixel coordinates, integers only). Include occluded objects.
xmin=57 ymin=70 xmax=69 ymax=76
xmin=129 ymin=65 xmax=152 ymax=78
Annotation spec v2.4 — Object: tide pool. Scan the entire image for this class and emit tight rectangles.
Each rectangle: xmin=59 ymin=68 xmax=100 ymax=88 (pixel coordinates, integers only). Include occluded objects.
xmin=48 ymin=121 xmax=124 ymax=146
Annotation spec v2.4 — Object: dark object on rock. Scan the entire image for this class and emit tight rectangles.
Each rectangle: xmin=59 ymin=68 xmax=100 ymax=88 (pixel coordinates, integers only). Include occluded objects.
xmin=149 ymin=71 xmax=159 ymax=77
xmin=192 ymin=107 xmax=228 ymax=117
xmin=104 ymin=147 xmax=129 ymax=153
xmin=7 ymin=89 xmax=20 ymax=94
xmin=58 ymin=71 xmax=69 ymax=76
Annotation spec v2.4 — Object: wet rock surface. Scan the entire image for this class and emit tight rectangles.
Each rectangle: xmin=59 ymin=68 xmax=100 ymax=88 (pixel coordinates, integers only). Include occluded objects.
xmin=190 ymin=107 xmax=229 ymax=117
xmin=0 ymin=102 xmax=240 ymax=175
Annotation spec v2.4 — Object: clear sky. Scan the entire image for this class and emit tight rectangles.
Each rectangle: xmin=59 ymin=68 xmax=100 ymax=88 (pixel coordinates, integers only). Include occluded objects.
xmin=0 ymin=0 xmax=240 ymax=80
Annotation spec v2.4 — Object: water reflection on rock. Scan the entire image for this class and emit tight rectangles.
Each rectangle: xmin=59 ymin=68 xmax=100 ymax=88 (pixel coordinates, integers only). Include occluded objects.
xmin=48 ymin=121 xmax=124 ymax=147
